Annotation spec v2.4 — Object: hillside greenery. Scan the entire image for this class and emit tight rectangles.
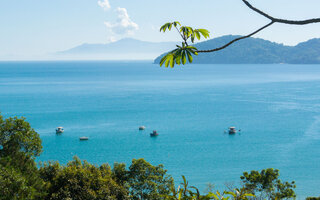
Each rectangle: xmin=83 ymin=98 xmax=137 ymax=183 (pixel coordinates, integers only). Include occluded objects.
xmin=0 ymin=114 xmax=316 ymax=199
xmin=155 ymin=35 xmax=320 ymax=65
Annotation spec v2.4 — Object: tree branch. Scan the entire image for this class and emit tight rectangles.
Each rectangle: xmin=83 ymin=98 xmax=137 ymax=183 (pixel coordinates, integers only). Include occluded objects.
xmin=196 ymin=0 xmax=320 ymax=53
xmin=242 ymin=0 xmax=320 ymax=25
xmin=197 ymin=21 xmax=274 ymax=53
xmin=175 ymin=26 xmax=185 ymax=43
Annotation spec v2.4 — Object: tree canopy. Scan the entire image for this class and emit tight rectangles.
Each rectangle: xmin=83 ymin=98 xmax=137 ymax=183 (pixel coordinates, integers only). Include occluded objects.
xmin=0 ymin=114 xmax=42 ymax=158
xmin=240 ymin=168 xmax=296 ymax=199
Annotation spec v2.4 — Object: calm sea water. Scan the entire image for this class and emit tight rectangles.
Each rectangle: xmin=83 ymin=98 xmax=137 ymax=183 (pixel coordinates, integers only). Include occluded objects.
xmin=1 ymin=61 xmax=320 ymax=198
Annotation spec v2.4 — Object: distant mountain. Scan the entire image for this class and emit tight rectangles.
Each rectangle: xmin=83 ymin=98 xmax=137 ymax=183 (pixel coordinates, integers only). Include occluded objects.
xmin=56 ymin=38 xmax=177 ymax=60
xmin=154 ymin=35 xmax=320 ymax=64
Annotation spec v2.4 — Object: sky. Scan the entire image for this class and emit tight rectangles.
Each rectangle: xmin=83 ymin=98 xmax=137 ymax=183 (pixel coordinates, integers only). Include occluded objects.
xmin=0 ymin=0 xmax=319 ymax=59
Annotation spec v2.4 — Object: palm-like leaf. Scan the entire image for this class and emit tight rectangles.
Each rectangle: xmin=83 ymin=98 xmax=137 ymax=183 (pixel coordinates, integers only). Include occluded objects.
xmin=159 ymin=21 xmax=210 ymax=67
xmin=160 ymin=21 xmax=182 ymax=32
xmin=159 ymin=45 xmax=198 ymax=68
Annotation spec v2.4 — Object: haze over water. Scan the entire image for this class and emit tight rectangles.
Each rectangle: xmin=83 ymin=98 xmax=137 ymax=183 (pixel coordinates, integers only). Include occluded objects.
xmin=1 ymin=61 xmax=320 ymax=198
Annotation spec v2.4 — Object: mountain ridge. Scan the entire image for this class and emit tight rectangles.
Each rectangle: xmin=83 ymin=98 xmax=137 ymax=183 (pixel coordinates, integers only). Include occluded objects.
xmin=56 ymin=38 xmax=177 ymax=60
xmin=154 ymin=35 xmax=320 ymax=64
xmin=56 ymin=36 xmax=320 ymax=63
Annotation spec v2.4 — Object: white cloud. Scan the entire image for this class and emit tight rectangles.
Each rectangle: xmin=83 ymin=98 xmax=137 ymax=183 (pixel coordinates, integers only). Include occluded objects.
xmin=98 ymin=0 xmax=111 ymax=10
xmin=104 ymin=7 xmax=139 ymax=35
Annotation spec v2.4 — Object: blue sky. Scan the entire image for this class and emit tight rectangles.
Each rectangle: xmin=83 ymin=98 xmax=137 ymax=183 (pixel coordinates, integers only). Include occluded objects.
xmin=0 ymin=0 xmax=319 ymax=59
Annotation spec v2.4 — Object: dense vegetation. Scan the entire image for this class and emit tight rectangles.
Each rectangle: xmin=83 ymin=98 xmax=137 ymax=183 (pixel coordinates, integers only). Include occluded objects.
xmin=0 ymin=114 xmax=316 ymax=199
xmin=154 ymin=35 xmax=320 ymax=65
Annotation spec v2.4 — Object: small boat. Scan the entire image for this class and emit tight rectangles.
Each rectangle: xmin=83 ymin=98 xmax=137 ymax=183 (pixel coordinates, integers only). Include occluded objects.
xmin=139 ymin=126 xmax=146 ymax=130
xmin=150 ymin=130 xmax=159 ymax=137
xmin=79 ymin=137 xmax=89 ymax=141
xmin=228 ymin=127 xmax=237 ymax=134
xmin=56 ymin=127 xmax=64 ymax=134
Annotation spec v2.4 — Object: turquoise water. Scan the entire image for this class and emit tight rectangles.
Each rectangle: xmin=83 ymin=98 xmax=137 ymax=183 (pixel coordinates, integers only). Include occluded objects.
xmin=1 ymin=61 xmax=320 ymax=198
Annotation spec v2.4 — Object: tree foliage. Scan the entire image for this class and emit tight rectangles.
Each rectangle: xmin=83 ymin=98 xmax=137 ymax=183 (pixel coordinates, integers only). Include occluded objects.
xmin=0 ymin=114 xmax=42 ymax=158
xmin=306 ymin=197 xmax=320 ymax=200
xmin=0 ymin=114 xmax=45 ymax=200
xmin=39 ymin=157 xmax=129 ymax=200
xmin=164 ymin=175 xmax=254 ymax=200
xmin=127 ymin=158 xmax=174 ymax=200
xmin=0 ymin=164 xmax=40 ymax=200
xmin=240 ymin=168 xmax=296 ymax=199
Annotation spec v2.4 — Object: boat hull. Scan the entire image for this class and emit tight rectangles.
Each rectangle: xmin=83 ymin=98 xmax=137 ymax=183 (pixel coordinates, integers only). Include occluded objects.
xmin=56 ymin=130 xmax=64 ymax=134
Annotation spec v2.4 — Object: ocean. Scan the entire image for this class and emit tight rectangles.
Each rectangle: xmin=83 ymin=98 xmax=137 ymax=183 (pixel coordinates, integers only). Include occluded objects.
xmin=1 ymin=61 xmax=320 ymax=198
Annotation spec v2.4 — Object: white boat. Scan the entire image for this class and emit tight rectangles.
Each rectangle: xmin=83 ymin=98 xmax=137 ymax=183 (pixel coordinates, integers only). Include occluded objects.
xmin=79 ymin=137 xmax=89 ymax=141
xmin=56 ymin=127 xmax=64 ymax=134
xmin=139 ymin=126 xmax=146 ymax=130
xmin=228 ymin=127 xmax=237 ymax=134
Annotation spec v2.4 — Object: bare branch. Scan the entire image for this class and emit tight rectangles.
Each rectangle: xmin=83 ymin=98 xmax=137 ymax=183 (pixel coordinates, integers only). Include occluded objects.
xmin=175 ymin=26 xmax=185 ymax=43
xmin=242 ymin=0 xmax=320 ymax=25
xmin=242 ymin=0 xmax=275 ymax=21
xmin=197 ymin=21 xmax=274 ymax=53
xmin=196 ymin=0 xmax=320 ymax=53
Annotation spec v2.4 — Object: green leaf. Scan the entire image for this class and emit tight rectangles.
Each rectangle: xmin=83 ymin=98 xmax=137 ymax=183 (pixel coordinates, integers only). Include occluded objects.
xmin=224 ymin=191 xmax=235 ymax=197
xmin=169 ymin=55 xmax=174 ymax=68
xmin=181 ymin=51 xmax=187 ymax=65
xmin=208 ymin=193 xmax=219 ymax=200
xmin=195 ymin=30 xmax=201 ymax=40
xmin=186 ymin=46 xmax=198 ymax=51
xmin=182 ymin=175 xmax=187 ymax=185
xmin=197 ymin=29 xmax=210 ymax=38
xmin=186 ymin=50 xmax=193 ymax=63
xmin=159 ymin=55 xmax=167 ymax=67
xmin=175 ymin=56 xmax=181 ymax=65
xmin=173 ymin=21 xmax=181 ymax=27
xmin=174 ymin=50 xmax=182 ymax=65
xmin=191 ymin=34 xmax=195 ymax=43
xmin=178 ymin=190 xmax=182 ymax=199
xmin=160 ymin=23 xmax=172 ymax=32
xmin=164 ymin=54 xmax=173 ymax=67
xmin=186 ymin=46 xmax=198 ymax=55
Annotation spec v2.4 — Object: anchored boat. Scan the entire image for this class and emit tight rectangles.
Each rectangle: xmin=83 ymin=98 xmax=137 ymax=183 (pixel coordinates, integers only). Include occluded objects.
xmin=56 ymin=127 xmax=64 ymax=134
xmin=79 ymin=137 xmax=89 ymax=141
xmin=150 ymin=130 xmax=159 ymax=137
xmin=228 ymin=127 xmax=237 ymax=134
